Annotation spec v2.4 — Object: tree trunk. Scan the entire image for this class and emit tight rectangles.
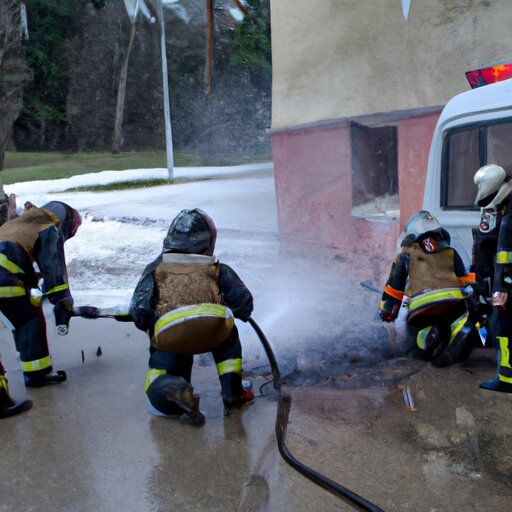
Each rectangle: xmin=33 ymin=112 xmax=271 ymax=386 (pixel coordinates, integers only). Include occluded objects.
xmin=112 ymin=18 xmax=138 ymax=154
xmin=0 ymin=0 xmax=27 ymax=171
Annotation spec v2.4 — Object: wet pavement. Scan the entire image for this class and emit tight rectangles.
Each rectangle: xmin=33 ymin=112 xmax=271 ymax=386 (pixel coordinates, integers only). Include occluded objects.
xmin=0 ymin=317 xmax=353 ymax=512
xmin=2 ymin=312 xmax=512 ymax=512
xmin=1 ymin=167 xmax=512 ymax=511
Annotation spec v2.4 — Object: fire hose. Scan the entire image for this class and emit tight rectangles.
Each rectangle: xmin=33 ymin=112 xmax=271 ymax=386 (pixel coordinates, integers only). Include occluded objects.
xmin=248 ymin=318 xmax=385 ymax=512
xmin=70 ymin=306 xmax=385 ymax=511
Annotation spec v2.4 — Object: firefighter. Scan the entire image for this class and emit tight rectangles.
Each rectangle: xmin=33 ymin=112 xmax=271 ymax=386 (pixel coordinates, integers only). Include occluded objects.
xmin=379 ymin=210 xmax=479 ymax=366
xmin=129 ymin=208 xmax=254 ymax=426
xmin=473 ymin=163 xmax=512 ymax=393
xmin=0 ymin=200 xmax=81 ymax=394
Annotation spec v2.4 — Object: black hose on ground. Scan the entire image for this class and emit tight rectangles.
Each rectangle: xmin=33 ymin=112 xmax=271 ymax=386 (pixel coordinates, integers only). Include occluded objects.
xmin=248 ymin=318 xmax=385 ymax=512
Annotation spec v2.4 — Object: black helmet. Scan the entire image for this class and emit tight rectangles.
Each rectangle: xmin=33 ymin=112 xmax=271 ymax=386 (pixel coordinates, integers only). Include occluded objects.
xmin=42 ymin=201 xmax=82 ymax=241
xmin=163 ymin=208 xmax=217 ymax=256
xmin=404 ymin=210 xmax=444 ymax=242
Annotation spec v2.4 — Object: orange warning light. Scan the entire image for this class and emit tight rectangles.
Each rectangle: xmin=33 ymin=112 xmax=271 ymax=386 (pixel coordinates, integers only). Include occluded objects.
xmin=466 ymin=62 xmax=512 ymax=89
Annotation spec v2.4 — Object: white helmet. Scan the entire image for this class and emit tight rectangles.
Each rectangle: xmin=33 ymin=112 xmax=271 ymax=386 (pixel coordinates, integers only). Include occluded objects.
xmin=474 ymin=164 xmax=506 ymax=205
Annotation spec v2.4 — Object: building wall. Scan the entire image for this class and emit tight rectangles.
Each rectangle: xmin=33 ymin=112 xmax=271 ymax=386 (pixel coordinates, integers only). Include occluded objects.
xmin=272 ymin=122 xmax=410 ymax=277
xmin=270 ymin=0 xmax=512 ymax=129
xmin=269 ymin=1 xmax=511 ymax=277
xmin=397 ymin=113 xmax=440 ymax=230
xmin=271 ymin=110 xmax=441 ymax=278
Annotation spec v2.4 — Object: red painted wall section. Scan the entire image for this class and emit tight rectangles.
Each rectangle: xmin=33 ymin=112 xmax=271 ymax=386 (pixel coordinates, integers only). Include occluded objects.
xmin=397 ymin=112 xmax=440 ymax=230
xmin=271 ymin=121 xmax=400 ymax=280
xmin=272 ymin=121 xmax=351 ymax=248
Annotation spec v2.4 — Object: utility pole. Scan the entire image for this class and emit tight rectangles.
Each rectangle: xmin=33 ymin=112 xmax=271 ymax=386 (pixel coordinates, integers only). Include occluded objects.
xmin=156 ymin=0 xmax=174 ymax=180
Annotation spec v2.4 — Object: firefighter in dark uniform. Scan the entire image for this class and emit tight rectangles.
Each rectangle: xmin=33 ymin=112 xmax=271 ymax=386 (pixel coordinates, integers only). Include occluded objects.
xmin=129 ymin=208 xmax=254 ymax=426
xmin=379 ymin=210 xmax=478 ymax=366
xmin=473 ymin=163 xmax=512 ymax=393
xmin=0 ymin=201 xmax=81 ymax=410
xmin=0 ymin=188 xmax=32 ymax=418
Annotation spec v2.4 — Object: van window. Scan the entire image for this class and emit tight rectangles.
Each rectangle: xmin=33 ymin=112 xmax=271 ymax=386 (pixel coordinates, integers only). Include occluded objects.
xmin=441 ymin=118 xmax=512 ymax=209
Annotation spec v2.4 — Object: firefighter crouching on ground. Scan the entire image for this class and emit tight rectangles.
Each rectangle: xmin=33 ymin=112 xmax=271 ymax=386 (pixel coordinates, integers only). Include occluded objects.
xmin=129 ymin=208 xmax=254 ymax=426
xmin=473 ymin=164 xmax=512 ymax=393
xmin=379 ymin=210 xmax=480 ymax=367
xmin=0 ymin=201 xmax=81 ymax=416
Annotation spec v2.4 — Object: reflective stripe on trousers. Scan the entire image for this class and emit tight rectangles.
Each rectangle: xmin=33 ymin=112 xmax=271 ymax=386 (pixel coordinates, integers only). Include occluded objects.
xmin=21 ymin=355 xmax=52 ymax=373
xmin=0 ymin=375 xmax=8 ymax=393
xmin=216 ymin=358 xmax=242 ymax=377
xmin=497 ymin=336 xmax=512 ymax=384
xmin=145 ymin=368 xmax=167 ymax=392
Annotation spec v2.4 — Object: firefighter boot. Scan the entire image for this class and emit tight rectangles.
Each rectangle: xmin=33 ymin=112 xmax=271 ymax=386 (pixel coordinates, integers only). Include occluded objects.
xmin=147 ymin=374 xmax=205 ymax=426
xmin=220 ymin=372 xmax=254 ymax=413
xmin=24 ymin=370 xmax=67 ymax=387
xmin=479 ymin=379 xmax=512 ymax=393
xmin=0 ymin=376 xmax=32 ymax=419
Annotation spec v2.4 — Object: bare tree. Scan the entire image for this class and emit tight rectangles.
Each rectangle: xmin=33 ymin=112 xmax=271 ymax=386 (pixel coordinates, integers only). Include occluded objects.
xmin=113 ymin=0 xmax=158 ymax=154
xmin=112 ymin=3 xmax=139 ymax=154
xmin=0 ymin=0 xmax=28 ymax=171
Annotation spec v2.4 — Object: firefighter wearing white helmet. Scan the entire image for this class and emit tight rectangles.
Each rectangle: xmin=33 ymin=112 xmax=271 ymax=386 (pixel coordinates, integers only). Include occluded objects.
xmin=472 ymin=163 xmax=512 ymax=393
xmin=379 ymin=210 xmax=479 ymax=366
xmin=474 ymin=164 xmax=507 ymax=206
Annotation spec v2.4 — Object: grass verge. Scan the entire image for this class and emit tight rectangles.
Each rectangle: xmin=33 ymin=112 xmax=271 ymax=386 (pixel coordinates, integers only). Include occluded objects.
xmin=0 ymin=150 xmax=272 ymax=185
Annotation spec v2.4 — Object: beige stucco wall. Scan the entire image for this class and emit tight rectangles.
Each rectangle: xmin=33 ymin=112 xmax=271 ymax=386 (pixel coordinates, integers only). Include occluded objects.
xmin=270 ymin=0 xmax=512 ymax=129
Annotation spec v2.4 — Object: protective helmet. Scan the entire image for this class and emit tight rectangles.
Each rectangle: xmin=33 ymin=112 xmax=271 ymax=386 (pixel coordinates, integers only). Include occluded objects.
xmin=404 ymin=210 xmax=443 ymax=242
xmin=42 ymin=201 xmax=82 ymax=241
xmin=162 ymin=208 xmax=217 ymax=256
xmin=474 ymin=164 xmax=506 ymax=206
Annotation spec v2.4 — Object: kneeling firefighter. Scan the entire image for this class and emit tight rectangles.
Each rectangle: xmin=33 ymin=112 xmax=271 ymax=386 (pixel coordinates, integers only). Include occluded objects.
xmin=379 ymin=210 xmax=480 ymax=366
xmin=129 ymin=208 xmax=254 ymax=426
xmin=0 ymin=201 xmax=81 ymax=399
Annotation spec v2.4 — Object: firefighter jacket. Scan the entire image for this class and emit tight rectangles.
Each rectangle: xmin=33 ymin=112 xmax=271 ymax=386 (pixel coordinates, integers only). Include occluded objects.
xmin=379 ymin=240 xmax=471 ymax=320
xmin=129 ymin=252 xmax=253 ymax=336
xmin=0 ymin=207 xmax=72 ymax=305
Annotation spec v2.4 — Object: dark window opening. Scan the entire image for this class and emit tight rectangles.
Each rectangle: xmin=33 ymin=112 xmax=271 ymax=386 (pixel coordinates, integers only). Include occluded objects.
xmin=350 ymin=121 xmax=398 ymax=218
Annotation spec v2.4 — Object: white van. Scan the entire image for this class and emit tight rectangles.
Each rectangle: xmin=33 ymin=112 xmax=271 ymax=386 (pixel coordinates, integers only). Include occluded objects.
xmin=423 ymin=78 xmax=512 ymax=266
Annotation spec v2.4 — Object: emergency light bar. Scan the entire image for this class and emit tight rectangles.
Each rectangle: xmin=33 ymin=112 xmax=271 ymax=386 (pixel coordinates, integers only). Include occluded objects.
xmin=466 ymin=62 xmax=512 ymax=89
